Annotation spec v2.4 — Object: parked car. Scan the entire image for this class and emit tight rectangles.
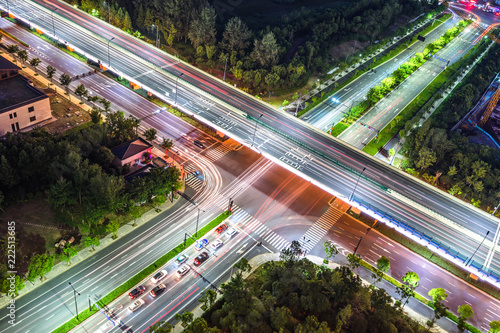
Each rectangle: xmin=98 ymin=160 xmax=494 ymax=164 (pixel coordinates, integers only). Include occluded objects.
xmin=211 ymin=239 xmax=224 ymax=250
xmin=151 ymin=269 xmax=168 ymax=283
xmin=176 ymin=264 xmax=191 ymax=278
xmin=195 ymin=239 xmax=208 ymax=251
xmin=215 ymin=224 xmax=227 ymax=235
xmin=193 ymin=252 xmax=209 ymax=266
xmin=128 ymin=286 xmax=146 ymax=299
xmin=226 ymin=227 xmax=237 ymax=237
xmin=128 ymin=299 xmax=145 ymax=312
xmin=174 ymin=254 xmax=188 ymax=266
xmin=150 ymin=284 xmax=166 ymax=298
xmin=193 ymin=140 xmax=205 ymax=148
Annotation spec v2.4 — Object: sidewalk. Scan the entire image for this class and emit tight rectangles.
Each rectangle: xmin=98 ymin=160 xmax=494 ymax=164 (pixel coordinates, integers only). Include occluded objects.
xmin=172 ymin=253 xmax=450 ymax=333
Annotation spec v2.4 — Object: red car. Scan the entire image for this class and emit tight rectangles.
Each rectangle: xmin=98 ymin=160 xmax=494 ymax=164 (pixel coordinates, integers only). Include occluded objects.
xmin=215 ymin=224 xmax=227 ymax=235
xmin=128 ymin=286 xmax=146 ymax=299
xmin=193 ymin=252 xmax=209 ymax=266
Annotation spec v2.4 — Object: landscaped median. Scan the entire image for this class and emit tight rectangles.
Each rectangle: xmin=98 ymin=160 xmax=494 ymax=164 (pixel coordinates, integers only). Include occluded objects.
xmin=330 ymin=19 xmax=470 ymax=137
xmin=296 ymin=12 xmax=451 ymax=118
xmin=52 ymin=211 xmax=232 ymax=333
xmin=358 ymin=259 xmax=481 ymax=333
xmin=362 ymin=34 xmax=491 ymax=156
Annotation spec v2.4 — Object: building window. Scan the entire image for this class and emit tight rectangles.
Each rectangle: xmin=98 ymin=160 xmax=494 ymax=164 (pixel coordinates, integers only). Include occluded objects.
xmin=9 ymin=114 xmax=13 ymax=119
xmin=11 ymin=124 xmax=15 ymax=132
xmin=13 ymin=112 xmax=17 ymax=118
xmin=15 ymin=122 xmax=19 ymax=131
xmin=30 ymin=116 xmax=36 ymax=122
xmin=1 ymin=73 xmax=7 ymax=79
xmin=28 ymin=106 xmax=35 ymax=112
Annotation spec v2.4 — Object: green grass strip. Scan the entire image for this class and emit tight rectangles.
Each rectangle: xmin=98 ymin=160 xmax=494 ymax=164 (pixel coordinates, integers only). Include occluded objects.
xmin=0 ymin=28 xmax=29 ymax=47
xmin=297 ymin=14 xmax=451 ymax=118
xmin=51 ymin=211 xmax=232 ymax=333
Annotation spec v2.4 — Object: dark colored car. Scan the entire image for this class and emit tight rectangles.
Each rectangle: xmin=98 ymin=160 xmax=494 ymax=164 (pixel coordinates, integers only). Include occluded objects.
xmin=193 ymin=252 xmax=209 ymax=266
xmin=193 ymin=140 xmax=205 ymax=148
xmin=215 ymin=224 xmax=227 ymax=235
xmin=128 ymin=286 xmax=146 ymax=299
xmin=149 ymin=284 xmax=166 ymax=298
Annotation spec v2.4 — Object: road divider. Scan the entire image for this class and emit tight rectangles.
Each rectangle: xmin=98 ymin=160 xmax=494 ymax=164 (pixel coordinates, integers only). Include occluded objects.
xmin=52 ymin=211 xmax=231 ymax=333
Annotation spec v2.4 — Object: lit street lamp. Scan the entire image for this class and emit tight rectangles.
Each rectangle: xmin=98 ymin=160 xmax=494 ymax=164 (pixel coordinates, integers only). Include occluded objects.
xmin=175 ymin=73 xmax=184 ymax=105
xmin=152 ymin=24 xmax=159 ymax=48
xmin=223 ymin=57 xmax=228 ymax=81
xmin=68 ymin=282 xmax=80 ymax=320
xmin=251 ymin=114 xmax=263 ymax=147
xmin=196 ymin=207 xmax=205 ymax=237
xmin=349 ymin=166 xmax=366 ymax=202
xmin=353 ymin=219 xmax=378 ymax=255
xmin=51 ymin=8 xmax=58 ymax=37
xmin=107 ymin=36 xmax=115 ymax=68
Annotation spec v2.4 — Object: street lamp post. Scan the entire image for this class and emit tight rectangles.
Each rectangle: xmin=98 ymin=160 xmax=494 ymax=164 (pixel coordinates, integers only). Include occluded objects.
xmin=107 ymin=37 xmax=115 ymax=68
xmin=152 ymin=24 xmax=159 ymax=47
xmin=223 ymin=58 xmax=228 ymax=81
xmin=196 ymin=207 xmax=205 ymax=237
xmin=51 ymin=8 xmax=58 ymax=37
xmin=175 ymin=73 xmax=184 ymax=105
xmin=466 ymin=231 xmax=490 ymax=266
xmin=251 ymin=114 xmax=263 ymax=147
xmin=353 ymin=220 xmax=378 ymax=254
xmin=68 ymin=282 xmax=80 ymax=320
xmin=349 ymin=167 xmax=366 ymax=201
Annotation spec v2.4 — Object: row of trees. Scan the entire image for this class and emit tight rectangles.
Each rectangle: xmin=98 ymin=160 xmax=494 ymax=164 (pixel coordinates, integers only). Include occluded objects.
xmin=156 ymin=241 xmax=497 ymax=333
xmin=402 ymin=41 xmax=500 ymax=212
xmin=62 ymin=0 xmax=441 ymax=94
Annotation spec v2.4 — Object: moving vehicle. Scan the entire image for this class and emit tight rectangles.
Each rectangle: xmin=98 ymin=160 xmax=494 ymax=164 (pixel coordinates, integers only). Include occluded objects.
xmin=215 ymin=224 xmax=227 ymax=235
xmin=174 ymin=254 xmax=188 ymax=266
xmin=193 ymin=252 xmax=209 ymax=266
xmin=151 ymin=269 xmax=168 ymax=283
xmin=176 ymin=264 xmax=191 ymax=278
xmin=150 ymin=284 xmax=166 ymax=298
xmin=211 ymin=239 xmax=224 ymax=250
xmin=226 ymin=227 xmax=237 ymax=237
xmin=128 ymin=299 xmax=145 ymax=312
xmin=195 ymin=239 xmax=208 ymax=251
xmin=193 ymin=140 xmax=205 ymax=148
xmin=128 ymin=286 xmax=146 ymax=299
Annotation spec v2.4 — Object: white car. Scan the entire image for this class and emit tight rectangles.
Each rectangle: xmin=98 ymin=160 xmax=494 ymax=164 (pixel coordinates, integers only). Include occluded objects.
xmin=226 ymin=228 xmax=237 ymax=237
xmin=211 ymin=239 xmax=224 ymax=250
xmin=175 ymin=264 xmax=191 ymax=278
xmin=128 ymin=299 xmax=145 ymax=312
xmin=151 ymin=269 xmax=168 ymax=283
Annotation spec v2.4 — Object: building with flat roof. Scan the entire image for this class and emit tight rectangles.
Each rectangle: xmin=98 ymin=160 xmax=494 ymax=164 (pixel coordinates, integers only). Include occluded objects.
xmin=0 ymin=56 xmax=52 ymax=135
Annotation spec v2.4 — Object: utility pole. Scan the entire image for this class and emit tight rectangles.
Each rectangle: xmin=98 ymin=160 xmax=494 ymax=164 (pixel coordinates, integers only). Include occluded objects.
xmin=467 ymin=231 xmax=489 ymax=266
xmin=251 ymin=114 xmax=264 ymax=147
xmin=354 ymin=220 xmax=378 ymax=254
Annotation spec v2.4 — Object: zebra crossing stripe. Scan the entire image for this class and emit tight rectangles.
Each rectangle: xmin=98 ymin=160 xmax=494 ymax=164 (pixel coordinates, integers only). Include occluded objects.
xmin=254 ymin=224 xmax=268 ymax=235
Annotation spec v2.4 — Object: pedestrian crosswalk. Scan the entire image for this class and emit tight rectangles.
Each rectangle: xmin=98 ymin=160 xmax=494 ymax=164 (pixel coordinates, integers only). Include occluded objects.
xmin=184 ymin=164 xmax=203 ymax=191
xmin=299 ymin=207 xmax=343 ymax=252
xmin=228 ymin=206 xmax=291 ymax=252
xmin=204 ymin=145 xmax=231 ymax=161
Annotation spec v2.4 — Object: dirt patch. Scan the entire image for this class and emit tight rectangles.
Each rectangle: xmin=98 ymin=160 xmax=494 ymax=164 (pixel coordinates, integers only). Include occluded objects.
xmin=0 ymin=198 xmax=71 ymax=255
xmin=329 ymin=40 xmax=370 ymax=62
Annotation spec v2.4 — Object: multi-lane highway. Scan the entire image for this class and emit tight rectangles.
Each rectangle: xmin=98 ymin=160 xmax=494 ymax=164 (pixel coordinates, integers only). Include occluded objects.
xmin=1 ymin=12 xmax=500 ymax=332
xmin=2 ymin=0 xmax=500 ymax=280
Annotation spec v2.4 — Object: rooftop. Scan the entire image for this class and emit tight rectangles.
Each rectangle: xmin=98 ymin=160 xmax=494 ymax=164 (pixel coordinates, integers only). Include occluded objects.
xmin=0 ymin=56 xmax=21 ymax=71
xmin=0 ymin=75 xmax=47 ymax=113
xmin=111 ymin=137 xmax=153 ymax=160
